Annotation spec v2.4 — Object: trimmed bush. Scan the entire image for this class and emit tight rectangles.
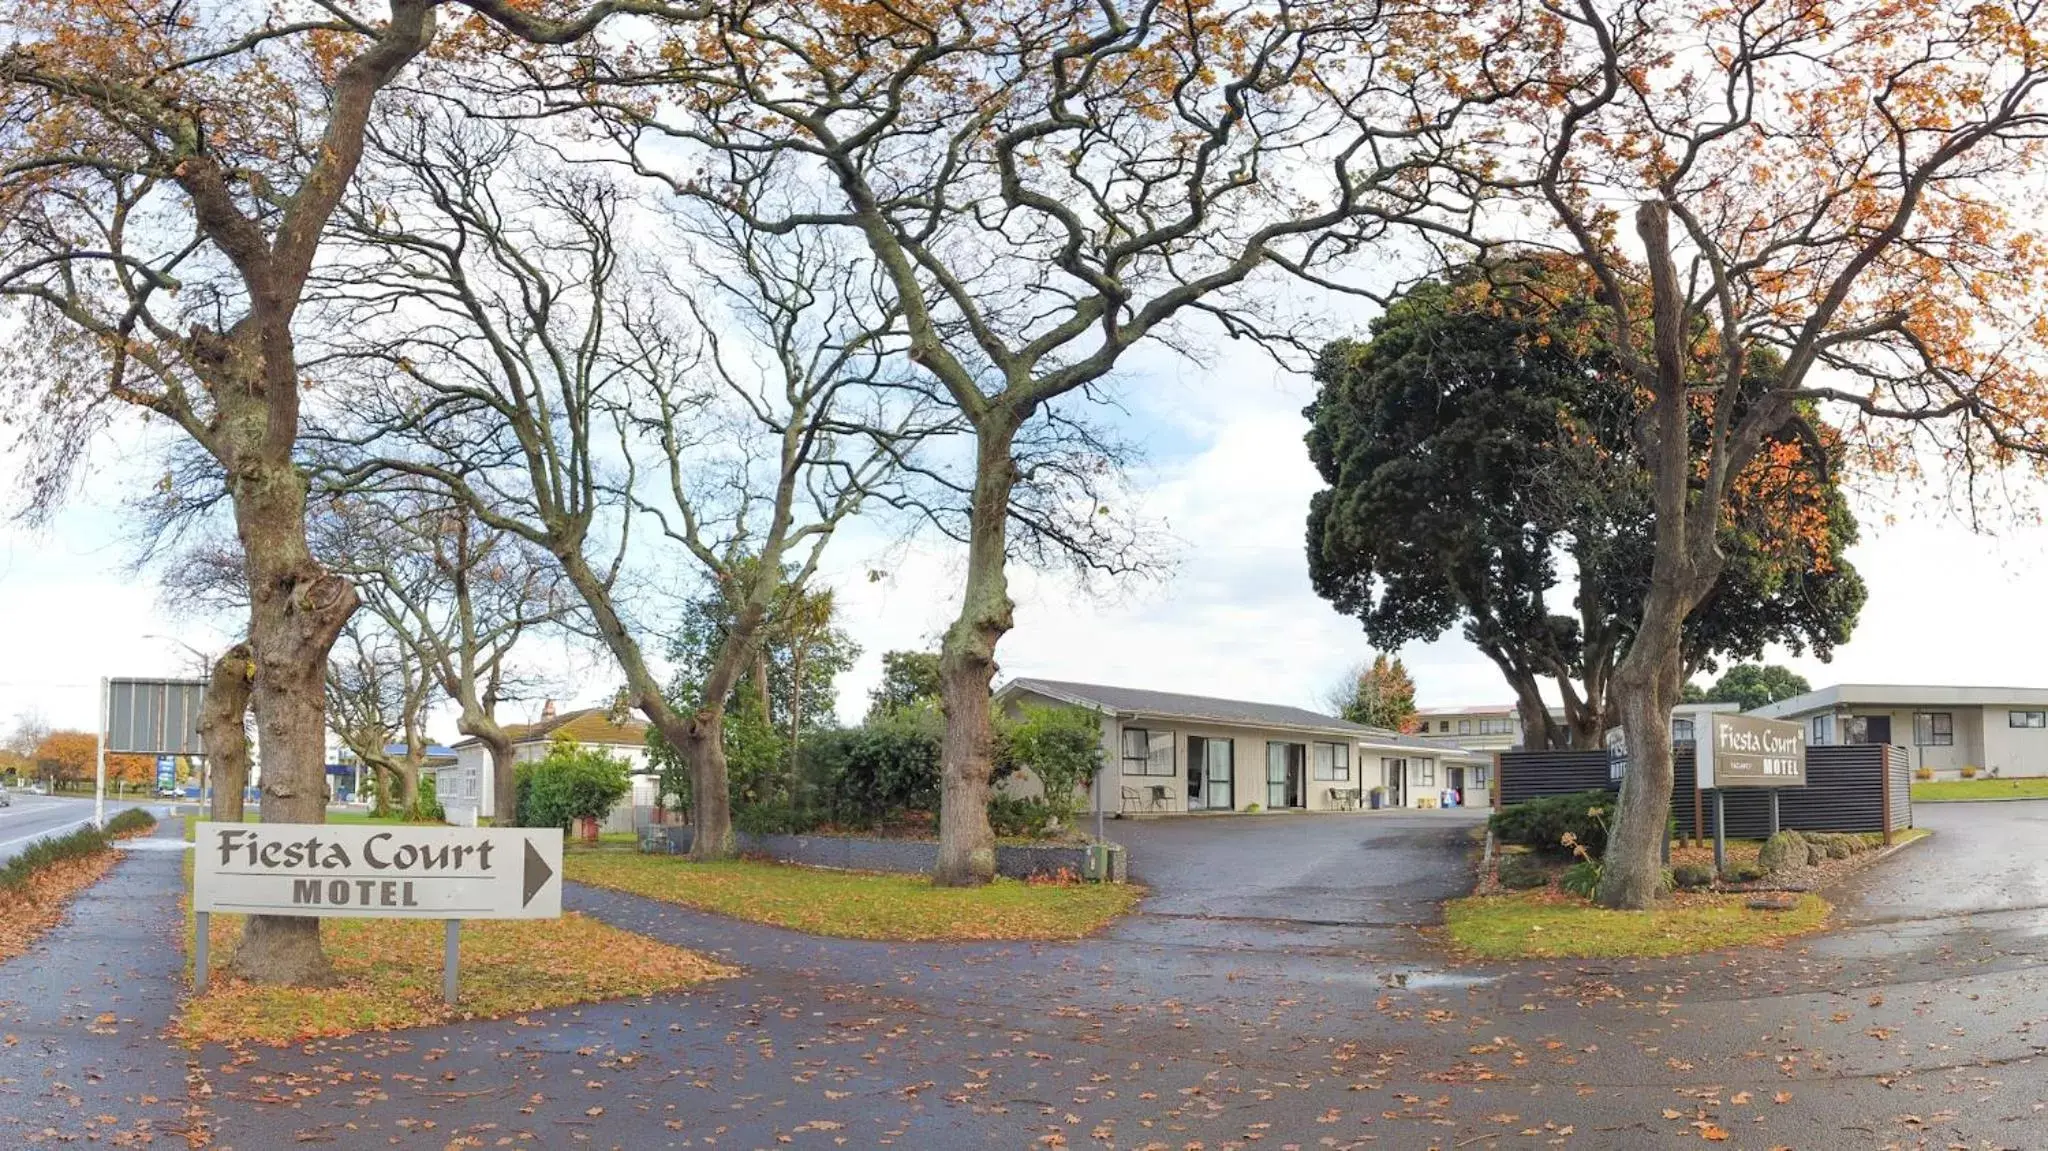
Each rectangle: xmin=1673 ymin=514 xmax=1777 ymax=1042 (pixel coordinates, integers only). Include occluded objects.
xmin=988 ymin=795 xmax=1058 ymax=838
xmin=995 ymin=706 xmax=1103 ymax=826
xmin=515 ymin=737 xmax=633 ymax=830
xmin=1496 ymin=858 xmax=1549 ymax=890
xmin=1490 ymin=790 xmax=1614 ymax=857
xmin=1757 ymin=829 xmax=1808 ymax=874
xmin=798 ymin=707 xmax=943 ymax=828
xmin=104 ymin=808 xmax=156 ymax=836
xmin=1960 ymin=765 xmax=1979 ymax=779
xmin=1913 ymin=766 xmax=1935 ymax=781
xmin=0 ymin=825 xmax=111 ymax=893
xmin=1673 ymin=863 xmax=1715 ymax=890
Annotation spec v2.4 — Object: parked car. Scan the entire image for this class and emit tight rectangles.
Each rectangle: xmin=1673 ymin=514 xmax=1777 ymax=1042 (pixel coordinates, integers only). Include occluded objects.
xmin=0 ymin=789 xmax=9 ymax=807
xmin=156 ymin=786 xmax=182 ymax=799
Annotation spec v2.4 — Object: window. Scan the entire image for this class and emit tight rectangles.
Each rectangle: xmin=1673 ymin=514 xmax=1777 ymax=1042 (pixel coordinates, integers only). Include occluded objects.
xmin=1671 ymin=718 xmax=1695 ymax=743
xmin=1471 ymin=765 xmax=1488 ymax=786
xmin=1809 ymin=715 xmax=1833 ymax=745
xmin=1312 ymin=741 xmax=1350 ymax=781
xmin=1438 ymin=720 xmax=1450 ymax=733
xmin=1915 ymin=712 xmax=1954 ymax=747
xmin=1412 ymin=758 xmax=1435 ymax=786
xmin=1458 ymin=719 xmax=1472 ymax=734
xmin=1478 ymin=718 xmax=1514 ymax=735
xmin=1121 ymin=727 xmax=1175 ymax=776
xmin=2011 ymin=710 xmax=2046 ymax=729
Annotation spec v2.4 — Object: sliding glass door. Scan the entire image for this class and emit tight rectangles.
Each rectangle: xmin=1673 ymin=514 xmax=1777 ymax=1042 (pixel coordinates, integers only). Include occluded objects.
xmin=1189 ymin=736 xmax=1234 ymax=809
xmin=1265 ymin=742 xmax=1306 ymax=809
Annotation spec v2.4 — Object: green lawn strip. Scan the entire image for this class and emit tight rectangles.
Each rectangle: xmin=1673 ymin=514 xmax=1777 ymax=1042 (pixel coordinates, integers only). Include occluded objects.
xmin=564 ymin=851 xmax=1141 ymax=942
xmin=1444 ymin=889 xmax=1830 ymax=959
xmin=175 ymin=845 xmax=732 ymax=1048
xmin=1911 ymin=777 xmax=2048 ymax=802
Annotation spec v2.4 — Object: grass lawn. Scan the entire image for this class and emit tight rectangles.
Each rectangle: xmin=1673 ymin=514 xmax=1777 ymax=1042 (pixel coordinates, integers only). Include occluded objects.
xmin=1912 ymin=777 xmax=2048 ymax=802
xmin=565 ymin=850 xmax=1141 ymax=942
xmin=1444 ymin=889 xmax=1830 ymax=959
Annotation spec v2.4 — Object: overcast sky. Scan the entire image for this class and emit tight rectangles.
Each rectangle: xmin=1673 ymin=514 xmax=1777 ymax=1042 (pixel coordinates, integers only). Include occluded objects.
xmin=4 ymin=338 xmax=2046 ymax=741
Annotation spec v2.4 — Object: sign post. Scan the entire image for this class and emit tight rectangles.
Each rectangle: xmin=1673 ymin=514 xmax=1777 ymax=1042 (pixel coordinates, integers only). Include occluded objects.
xmin=192 ymin=823 xmax=565 ymax=1003
xmin=1698 ymin=714 xmax=1807 ymax=875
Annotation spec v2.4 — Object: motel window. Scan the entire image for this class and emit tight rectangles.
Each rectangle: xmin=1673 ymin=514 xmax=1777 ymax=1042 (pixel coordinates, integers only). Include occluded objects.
xmin=1809 ymin=715 xmax=1833 ymax=745
xmin=1438 ymin=720 xmax=1450 ymax=733
xmin=1478 ymin=718 xmax=1514 ymax=735
xmin=1914 ymin=712 xmax=1954 ymax=747
xmin=1312 ymin=742 xmax=1350 ymax=782
xmin=1418 ymin=758 xmax=1437 ymax=786
xmin=1671 ymin=718 xmax=1695 ymax=743
xmin=1458 ymin=719 xmax=1472 ymax=734
xmin=2011 ymin=710 xmax=2047 ymax=729
xmin=1471 ymin=765 xmax=1488 ymax=786
xmin=1122 ymin=727 xmax=1175 ymax=776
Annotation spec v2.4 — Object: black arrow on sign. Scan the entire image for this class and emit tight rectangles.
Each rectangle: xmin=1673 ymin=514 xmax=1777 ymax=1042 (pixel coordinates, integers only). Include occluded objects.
xmin=523 ymin=839 xmax=554 ymax=907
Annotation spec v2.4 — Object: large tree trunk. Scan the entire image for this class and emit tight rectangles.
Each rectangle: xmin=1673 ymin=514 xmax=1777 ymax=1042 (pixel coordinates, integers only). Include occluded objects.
xmin=681 ymin=708 xmax=732 ymax=858
xmin=226 ymin=452 xmax=358 ymax=988
xmin=1596 ymin=597 xmax=1684 ymax=908
xmin=935 ymin=426 xmax=1018 ymax=887
xmin=486 ymin=740 xmax=515 ymax=826
xmin=200 ymin=641 xmax=254 ymax=823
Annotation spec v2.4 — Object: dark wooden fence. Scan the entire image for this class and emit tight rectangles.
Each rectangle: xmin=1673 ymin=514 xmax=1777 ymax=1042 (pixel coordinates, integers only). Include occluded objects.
xmin=1494 ymin=743 xmax=1912 ymax=840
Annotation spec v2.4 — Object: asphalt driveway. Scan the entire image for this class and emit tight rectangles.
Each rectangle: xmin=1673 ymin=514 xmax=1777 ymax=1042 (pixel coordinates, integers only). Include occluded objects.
xmin=1836 ymin=797 xmax=2048 ymax=923
xmin=1107 ymin=809 xmax=1485 ymax=944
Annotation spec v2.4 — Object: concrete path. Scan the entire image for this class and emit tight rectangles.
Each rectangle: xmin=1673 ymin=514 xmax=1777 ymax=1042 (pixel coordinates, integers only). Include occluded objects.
xmin=0 ymin=819 xmax=199 ymax=1147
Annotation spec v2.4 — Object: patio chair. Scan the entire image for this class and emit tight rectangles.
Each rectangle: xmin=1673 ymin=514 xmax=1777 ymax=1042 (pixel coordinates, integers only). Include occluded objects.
xmin=1120 ymin=785 xmax=1142 ymax=816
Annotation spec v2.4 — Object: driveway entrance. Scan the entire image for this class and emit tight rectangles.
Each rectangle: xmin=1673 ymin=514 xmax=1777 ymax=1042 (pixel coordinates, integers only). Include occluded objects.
xmin=1110 ymin=809 xmax=1484 ymax=934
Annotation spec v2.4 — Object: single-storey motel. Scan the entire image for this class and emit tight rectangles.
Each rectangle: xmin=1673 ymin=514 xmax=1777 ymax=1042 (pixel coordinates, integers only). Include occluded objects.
xmin=995 ymin=678 xmax=1493 ymax=814
xmin=1753 ymin=684 xmax=2048 ymax=778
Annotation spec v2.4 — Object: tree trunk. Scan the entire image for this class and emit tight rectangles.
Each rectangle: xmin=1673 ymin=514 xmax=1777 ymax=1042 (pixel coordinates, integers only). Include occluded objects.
xmin=487 ymin=740 xmax=516 ymax=826
xmin=680 ymin=708 xmax=732 ymax=859
xmin=935 ymin=425 xmax=1019 ymax=887
xmin=200 ymin=642 xmax=254 ymax=823
xmin=788 ymin=644 xmax=803 ymax=801
xmin=1595 ymin=611 xmax=1683 ymax=908
xmin=225 ymin=453 xmax=358 ymax=988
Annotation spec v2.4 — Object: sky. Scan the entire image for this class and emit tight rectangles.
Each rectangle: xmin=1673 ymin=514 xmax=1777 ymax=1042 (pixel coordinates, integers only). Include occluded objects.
xmin=5 ymin=336 xmax=2048 ymax=745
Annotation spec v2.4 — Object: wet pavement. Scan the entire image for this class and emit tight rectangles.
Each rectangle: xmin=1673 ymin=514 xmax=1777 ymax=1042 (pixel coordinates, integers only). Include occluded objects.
xmin=0 ymin=819 xmax=200 ymax=1148
xmin=12 ymin=802 xmax=2048 ymax=1149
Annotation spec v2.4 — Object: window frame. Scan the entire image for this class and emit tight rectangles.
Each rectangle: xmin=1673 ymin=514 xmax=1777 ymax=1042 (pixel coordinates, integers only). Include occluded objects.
xmin=1121 ymin=727 xmax=1176 ymax=777
xmin=1914 ymin=711 xmax=1954 ymax=747
xmin=1311 ymin=741 xmax=1350 ymax=782
xmin=2011 ymin=710 xmax=2047 ymax=729
xmin=1418 ymin=758 xmax=1437 ymax=786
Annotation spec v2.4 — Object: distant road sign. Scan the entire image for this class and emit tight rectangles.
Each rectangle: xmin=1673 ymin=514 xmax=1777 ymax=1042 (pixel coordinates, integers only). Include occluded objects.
xmin=155 ymin=755 xmax=175 ymax=791
xmin=107 ymin=679 xmax=207 ymax=756
xmin=192 ymin=823 xmax=563 ymax=919
xmin=1699 ymin=713 xmax=1806 ymax=789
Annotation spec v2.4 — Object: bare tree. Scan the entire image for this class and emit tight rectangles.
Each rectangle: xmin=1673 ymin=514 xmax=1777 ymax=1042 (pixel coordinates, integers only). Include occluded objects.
xmin=0 ymin=0 xmax=713 ymax=984
xmin=564 ymin=0 xmax=1523 ymax=882
xmin=326 ymin=618 xmax=435 ymax=815
xmin=313 ymin=111 xmax=941 ymax=858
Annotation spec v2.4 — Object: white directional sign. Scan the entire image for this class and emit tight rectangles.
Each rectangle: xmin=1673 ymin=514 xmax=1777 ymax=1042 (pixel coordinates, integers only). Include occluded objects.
xmin=192 ymin=822 xmax=563 ymax=919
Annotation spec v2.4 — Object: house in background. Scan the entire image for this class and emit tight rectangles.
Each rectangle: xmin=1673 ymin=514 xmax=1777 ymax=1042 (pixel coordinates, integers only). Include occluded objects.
xmin=996 ymin=678 xmax=1493 ymax=814
xmin=1417 ymin=701 xmax=1738 ymax=750
xmin=331 ymin=742 xmax=456 ymax=805
xmin=1752 ymin=684 xmax=2048 ymax=778
xmin=436 ymin=700 xmax=655 ymax=828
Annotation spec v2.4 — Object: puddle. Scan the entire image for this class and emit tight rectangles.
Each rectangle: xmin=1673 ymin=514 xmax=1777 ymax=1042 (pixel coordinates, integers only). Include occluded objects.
xmin=1379 ymin=969 xmax=1496 ymax=990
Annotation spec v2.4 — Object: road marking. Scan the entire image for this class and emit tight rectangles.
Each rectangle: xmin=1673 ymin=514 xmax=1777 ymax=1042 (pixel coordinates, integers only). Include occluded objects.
xmin=0 ymin=818 xmax=94 ymax=855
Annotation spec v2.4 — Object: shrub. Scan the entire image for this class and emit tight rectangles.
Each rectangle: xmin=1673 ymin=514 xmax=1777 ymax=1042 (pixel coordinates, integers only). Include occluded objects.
xmin=408 ymin=774 xmax=445 ymax=823
xmin=0 ymin=825 xmax=110 ymax=893
xmin=104 ymin=808 xmax=156 ymax=837
xmin=1960 ymin=765 xmax=1979 ymax=779
xmin=1496 ymin=858 xmax=1549 ymax=889
xmin=516 ymin=737 xmax=633 ymax=830
xmin=799 ymin=707 xmax=943 ymax=828
xmin=1723 ymin=862 xmax=1764 ymax=883
xmin=1489 ymin=790 xmax=1614 ymax=856
xmin=988 ymin=795 xmax=1057 ymax=838
xmin=1559 ymin=858 xmax=1603 ymax=898
xmin=1914 ymin=767 xmax=1935 ymax=781
xmin=733 ymin=803 xmax=820 ymax=837
xmin=1673 ymin=863 xmax=1715 ymax=890
xmin=995 ymin=705 xmax=1103 ymax=826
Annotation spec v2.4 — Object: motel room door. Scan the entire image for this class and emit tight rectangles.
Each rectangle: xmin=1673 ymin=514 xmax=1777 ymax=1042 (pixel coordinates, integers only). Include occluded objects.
xmin=1188 ymin=736 xmax=1235 ymax=810
xmin=1266 ymin=742 xmax=1306 ymax=809
xmin=1384 ymin=759 xmax=1406 ymax=807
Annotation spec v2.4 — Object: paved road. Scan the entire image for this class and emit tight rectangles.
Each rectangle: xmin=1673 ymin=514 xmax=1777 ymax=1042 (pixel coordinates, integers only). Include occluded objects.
xmin=1834 ymin=798 xmax=2048 ymax=921
xmin=0 ymin=792 xmax=98 ymax=864
xmin=12 ymin=800 xmax=2048 ymax=1149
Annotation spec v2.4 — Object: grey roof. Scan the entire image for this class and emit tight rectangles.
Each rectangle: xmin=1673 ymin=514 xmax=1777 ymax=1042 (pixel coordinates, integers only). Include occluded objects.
xmin=1000 ymin=677 xmax=1481 ymax=757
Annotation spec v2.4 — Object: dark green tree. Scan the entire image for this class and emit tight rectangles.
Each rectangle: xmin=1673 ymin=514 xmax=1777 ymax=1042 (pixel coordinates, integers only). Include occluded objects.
xmin=1698 ymin=664 xmax=1812 ymax=713
xmin=866 ymin=651 xmax=944 ymax=722
xmin=664 ymin=564 xmax=860 ymax=748
xmin=1305 ymin=261 xmax=1864 ymax=751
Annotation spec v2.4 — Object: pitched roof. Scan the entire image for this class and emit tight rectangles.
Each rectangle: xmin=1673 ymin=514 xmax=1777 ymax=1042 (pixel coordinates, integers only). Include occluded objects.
xmin=1000 ymin=677 xmax=1477 ymax=756
xmin=449 ymin=707 xmax=649 ymax=750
